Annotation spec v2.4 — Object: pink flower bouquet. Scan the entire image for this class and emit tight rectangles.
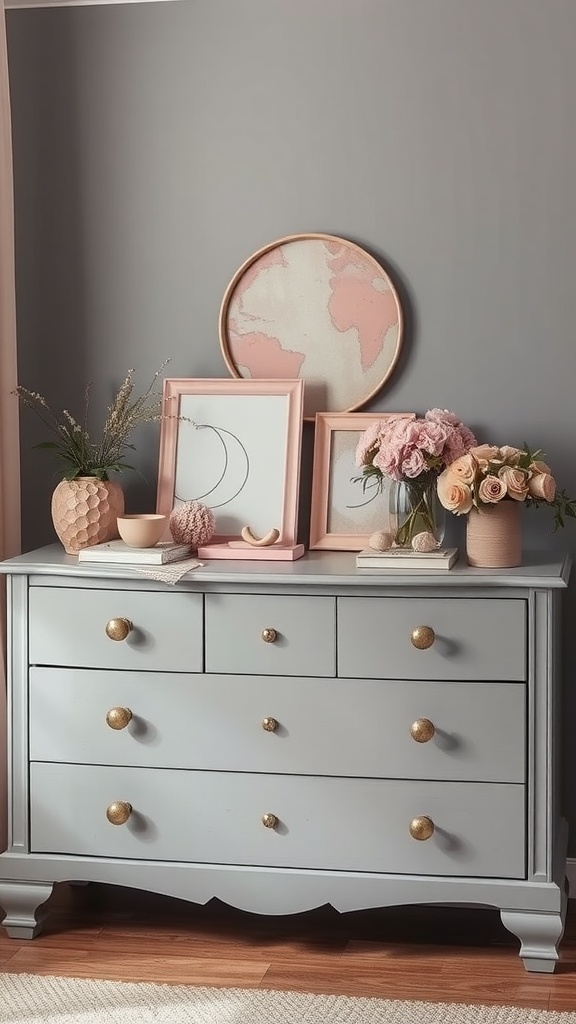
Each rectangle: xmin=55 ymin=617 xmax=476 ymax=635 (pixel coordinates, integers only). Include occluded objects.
xmin=437 ymin=444 xmax=576 ymax=530
xmin=354 ymin=410 xmax=477 ymax=547
xmin=355 ymin=410 xmax=477 ymax=485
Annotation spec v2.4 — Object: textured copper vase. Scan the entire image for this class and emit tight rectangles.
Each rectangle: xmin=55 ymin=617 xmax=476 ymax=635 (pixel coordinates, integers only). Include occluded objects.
xmin=51 ymin=476 xmax=124 ymax=554
xmin=466 ymin=501 xmax=522 ymax=568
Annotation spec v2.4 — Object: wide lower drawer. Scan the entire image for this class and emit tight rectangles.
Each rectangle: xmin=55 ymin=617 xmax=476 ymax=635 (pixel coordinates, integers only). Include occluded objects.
xmin=29 ymin=763 xmax=525 ymax=877
xmin=204 ymin=593 xmax=336 ymax=676
xmin=29 ymin=668 xmax=526 ymax=783
xmin=28 ymin=587 xmax=203 ymax=672
xmin=338 ymin=597 xmax=527 ymax=681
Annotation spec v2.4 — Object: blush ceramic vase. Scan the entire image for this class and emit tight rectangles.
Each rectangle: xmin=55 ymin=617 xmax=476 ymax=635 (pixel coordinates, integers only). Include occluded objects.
xmin=51 ymin=476 xmax=125 ymax=554
xmin=389 ymin=477 xmax=445 ymax=549
xmin=465 ymin=501 xmax=522 ymax=568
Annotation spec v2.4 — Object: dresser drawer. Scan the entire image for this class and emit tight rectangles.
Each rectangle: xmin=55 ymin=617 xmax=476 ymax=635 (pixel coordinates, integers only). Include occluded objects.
xmin=338 ymin=597 xmax=526 ymax=681
xmin=204 ymin=594 xmax=336 ymax=676
xmin=29 ymin=668 xmax=525 ymax=784
xmin=30 ymin=763 xmax=525 ymax=878
xmin=28 ymin=587 xmax=203 ymax=672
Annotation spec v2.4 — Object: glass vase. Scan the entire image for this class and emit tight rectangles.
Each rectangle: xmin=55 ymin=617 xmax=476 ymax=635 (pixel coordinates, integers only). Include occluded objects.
xmin=389 ymin=477 xmax=445 ymax=550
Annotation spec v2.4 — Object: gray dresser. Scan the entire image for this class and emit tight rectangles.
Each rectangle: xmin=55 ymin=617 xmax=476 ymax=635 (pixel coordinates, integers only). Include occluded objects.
xmin=0 ymin=545 xmax=570 ymax=972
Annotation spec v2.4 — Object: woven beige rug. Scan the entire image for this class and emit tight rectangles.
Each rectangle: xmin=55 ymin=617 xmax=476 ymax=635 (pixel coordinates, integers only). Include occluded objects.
xmin=0 ymin=973 xmax=574 ymax=1024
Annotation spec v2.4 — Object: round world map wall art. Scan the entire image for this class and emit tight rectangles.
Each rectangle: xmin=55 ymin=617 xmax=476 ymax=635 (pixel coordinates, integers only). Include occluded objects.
xmin=219 ymin=233 xmax=404 ymax=421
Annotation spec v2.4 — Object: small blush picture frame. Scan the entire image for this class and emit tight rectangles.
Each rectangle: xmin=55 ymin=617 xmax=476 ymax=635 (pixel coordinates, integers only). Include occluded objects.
xmin=309 ymin=411 xmax=415 ymax=551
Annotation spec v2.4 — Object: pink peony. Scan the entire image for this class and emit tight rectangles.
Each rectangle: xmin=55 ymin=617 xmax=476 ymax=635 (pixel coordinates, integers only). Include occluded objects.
xmin=425 ymin=410 xmax=478 ymax=465
xmin=355 ymin=420 xmax=386 ymax=468
xmin=355 ymin=409 xmax=477 ymax=487
xmin=402 ymin=448 xmax=428 ymax=478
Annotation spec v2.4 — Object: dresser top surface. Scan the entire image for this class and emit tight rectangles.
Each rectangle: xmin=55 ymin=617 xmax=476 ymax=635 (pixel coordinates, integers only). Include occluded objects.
xmin=0 ymin=544 xmax=570 ymax=589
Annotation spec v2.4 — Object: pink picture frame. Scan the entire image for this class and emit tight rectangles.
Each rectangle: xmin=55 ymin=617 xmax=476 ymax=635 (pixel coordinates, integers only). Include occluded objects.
xmin=309 ymin=411 xmax=415 ymax=551
xmin=156 ymin=378 xmax=305 ymax=560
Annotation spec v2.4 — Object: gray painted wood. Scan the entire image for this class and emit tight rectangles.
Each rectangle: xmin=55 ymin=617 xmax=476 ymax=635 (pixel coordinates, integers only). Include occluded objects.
xmin=0 ymin=547 xmax=570 ymax=971
xmin=29 ymin=763 xmax=526 ymax=878
xmin=0 ymin=545 xmax=570 ymax=589
xmin=28 ymin=586 xmax=203 ymax=672
xmin=204 ymin=593 xmax=336 ymax=677
xmin=29 ymin=668 xmax=526 ymax=783
xmin=338 ymin=596 xmax=527 ymax=681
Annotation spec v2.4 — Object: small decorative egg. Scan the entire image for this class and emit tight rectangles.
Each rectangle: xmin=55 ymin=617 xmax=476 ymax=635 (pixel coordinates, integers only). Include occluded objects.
xmin=412 ymin=531 xmax=438 ymax=553
xmin=369 ymin=530 xmax=393 ymax=551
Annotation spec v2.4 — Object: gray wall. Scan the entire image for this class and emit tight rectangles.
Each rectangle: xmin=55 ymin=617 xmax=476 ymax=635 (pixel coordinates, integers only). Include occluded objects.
xmin=6 ymin=0 xmax=576 ymax=845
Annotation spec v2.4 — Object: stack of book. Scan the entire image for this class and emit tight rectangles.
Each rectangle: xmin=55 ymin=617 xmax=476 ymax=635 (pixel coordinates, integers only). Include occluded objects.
xmin=356 ymin=547 xmax=458 ymax=571
xmin=77 ymin=539 xmax=192 ymax=564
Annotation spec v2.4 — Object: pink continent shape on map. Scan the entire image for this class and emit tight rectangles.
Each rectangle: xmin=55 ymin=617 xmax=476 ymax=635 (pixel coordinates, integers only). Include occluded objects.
xmin=224 ymin=239 xmax=400 ymax=409
xmin=325 ymin=247 xmax=399 ymax=371
xmin=227 ymin=323 xmax=305 ymax=378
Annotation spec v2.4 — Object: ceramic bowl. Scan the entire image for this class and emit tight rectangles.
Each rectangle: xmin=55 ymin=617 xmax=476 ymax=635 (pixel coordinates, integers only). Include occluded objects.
xmin=116 ymin=514 xmax=168 ymax=548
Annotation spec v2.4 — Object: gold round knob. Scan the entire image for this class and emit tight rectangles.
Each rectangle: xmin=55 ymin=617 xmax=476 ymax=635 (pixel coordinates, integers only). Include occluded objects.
xmin=261 ymin=813 xmax=278 ymax=829
xmin=410 ymin=718 xmax=436 ymax=743
xmin=106 ymin=801 xmax=132 ymax=825
xmin=105 ymin=617 xmax=133 ymax=642
xmin=106 ymin=707 xmax=133 ymax=731
xmin=409 ymin=815 xmax=435 ymax=841
xmin=261 ymin=627 xmax=278 ymax=644
xmin=262 ymin=717 xmax=278 ymax=732
xmin=410 ymin=625 xmax=436 ymax=650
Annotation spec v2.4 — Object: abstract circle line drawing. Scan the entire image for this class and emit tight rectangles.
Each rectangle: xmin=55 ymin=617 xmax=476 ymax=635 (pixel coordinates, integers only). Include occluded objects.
xmin=174 ymin=423 xmax=250 ymax=510
xmin=219 ymin=232 xmax=404 ymax=421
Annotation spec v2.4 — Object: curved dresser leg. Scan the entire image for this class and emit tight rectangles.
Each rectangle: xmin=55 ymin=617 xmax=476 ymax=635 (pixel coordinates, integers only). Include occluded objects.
xmin=0 ymin=880 xmax=55 ymax=938
xmin=501 ymin=895 xmax=567 ymax=973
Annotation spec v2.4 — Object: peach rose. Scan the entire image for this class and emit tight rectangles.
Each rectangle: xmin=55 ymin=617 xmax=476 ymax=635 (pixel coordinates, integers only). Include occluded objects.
xmin=447 ymin=452 xmax=476 ymax=485
xmin=499 ymin=445 xmax=525 ymax=463
xmin=498 ymin=466 xmax=529 ymax=501
xmin=528 ymin=472 xmax=556 ymax=502
xmin=469 ymin=445 xmax=501 ymax=470
xmin=478 ymin=475 xmax=507 ymax=503
xmin=437 ymin=471 xmax=473 ymax=514
xmin=530 ymin=459 xmax=552 ymax=475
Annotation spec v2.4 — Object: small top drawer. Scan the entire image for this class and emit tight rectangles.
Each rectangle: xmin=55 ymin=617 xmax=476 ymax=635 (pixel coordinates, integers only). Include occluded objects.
xmin=29 ymin=587 xmax=203 ymax=672
xmin=205 ymin=593 xmax=336 ymax=676
xmin=338 ymin=597 xmax=526 ymax=681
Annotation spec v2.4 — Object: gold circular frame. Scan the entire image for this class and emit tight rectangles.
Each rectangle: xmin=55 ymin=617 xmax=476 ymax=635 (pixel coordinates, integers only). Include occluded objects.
xmin=219 ymin=232 xmax=404 ymax=421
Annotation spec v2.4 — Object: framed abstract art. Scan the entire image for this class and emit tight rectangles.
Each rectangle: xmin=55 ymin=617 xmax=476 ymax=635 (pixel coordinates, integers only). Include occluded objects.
xmin=309 ymin=411 xmax=414 ymax=551
xmin=156 ymin=378 xmax=305 ymax=559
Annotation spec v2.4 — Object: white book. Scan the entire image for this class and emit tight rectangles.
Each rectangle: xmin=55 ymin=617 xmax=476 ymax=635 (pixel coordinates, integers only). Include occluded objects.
xmin=78 ymin=539 xmax=193 ymax=565
xmin=356 ymin=547 xmax=459 ymax=571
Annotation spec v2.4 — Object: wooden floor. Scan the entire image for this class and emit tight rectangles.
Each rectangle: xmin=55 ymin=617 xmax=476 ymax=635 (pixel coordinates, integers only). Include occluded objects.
xmin=0 ymin=884 xmax=575 ymax=1010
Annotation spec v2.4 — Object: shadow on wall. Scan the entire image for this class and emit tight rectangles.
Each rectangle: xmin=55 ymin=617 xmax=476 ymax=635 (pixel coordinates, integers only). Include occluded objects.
xmin=9 ymin=13 xmax=91 ymax=551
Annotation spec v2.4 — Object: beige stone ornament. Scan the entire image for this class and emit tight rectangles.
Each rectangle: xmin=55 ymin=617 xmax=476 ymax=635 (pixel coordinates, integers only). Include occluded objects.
xmin=411 ymin=531 xmax=438 ymax=553
xmin=368 ymin=530 xmax=393 ymax=551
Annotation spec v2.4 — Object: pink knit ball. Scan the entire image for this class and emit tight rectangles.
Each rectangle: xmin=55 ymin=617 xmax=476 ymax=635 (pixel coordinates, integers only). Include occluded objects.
xmin=170 ymin=501 xmax=215 ymax=546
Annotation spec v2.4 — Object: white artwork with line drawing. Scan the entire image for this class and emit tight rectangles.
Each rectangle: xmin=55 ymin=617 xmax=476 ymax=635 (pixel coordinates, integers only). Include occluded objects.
xmin=174 ymin=393 xmax=289 ymax=539
xmin=327 ymin=429 xmax=393 ymax=535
